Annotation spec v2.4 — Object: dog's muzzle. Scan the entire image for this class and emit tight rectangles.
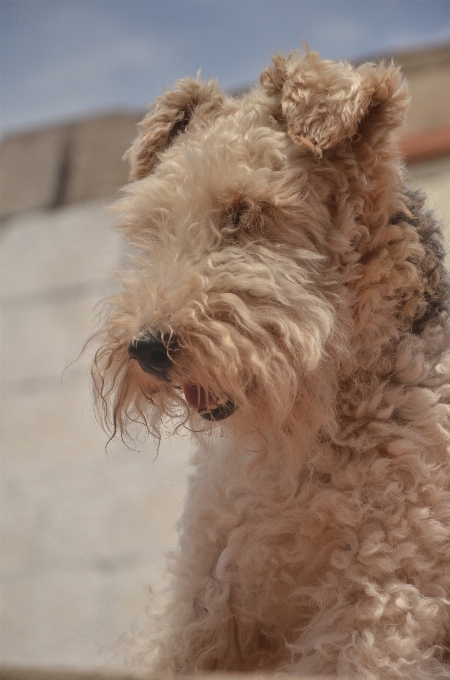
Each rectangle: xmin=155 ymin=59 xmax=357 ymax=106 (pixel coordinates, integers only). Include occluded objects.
xmin=128 ymin=333 xmax=236 ymax=420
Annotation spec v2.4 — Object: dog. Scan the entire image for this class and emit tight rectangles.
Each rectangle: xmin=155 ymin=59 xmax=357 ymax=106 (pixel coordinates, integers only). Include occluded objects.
xmin=91 ymin=49 xmax=450 ymax=678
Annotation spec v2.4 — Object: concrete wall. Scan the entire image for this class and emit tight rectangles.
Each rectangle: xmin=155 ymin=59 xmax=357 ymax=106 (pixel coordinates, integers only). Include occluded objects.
xmin=391 ymin=42 xmax=450 ymax=133
xmin=0 ymin=200 xmax=191 ymax=668
xmin=0 ymin=669 xmax=331 ymax=680
xmin=0 ymin=113 xmax=139 ymax=219
xmin=410 ymin=156 xmax=450 ymax=255
xmin=1 ymin=42 xmax=449 ymax=673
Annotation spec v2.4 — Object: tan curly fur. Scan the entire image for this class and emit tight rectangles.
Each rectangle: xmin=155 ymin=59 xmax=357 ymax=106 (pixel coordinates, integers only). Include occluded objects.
xmin=91 ymin=48 xmax=450 ymax=678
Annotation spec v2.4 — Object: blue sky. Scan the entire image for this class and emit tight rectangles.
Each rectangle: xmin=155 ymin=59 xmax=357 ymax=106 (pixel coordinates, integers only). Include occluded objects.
xmin=1 ymin=0 xmax=450 ymax=136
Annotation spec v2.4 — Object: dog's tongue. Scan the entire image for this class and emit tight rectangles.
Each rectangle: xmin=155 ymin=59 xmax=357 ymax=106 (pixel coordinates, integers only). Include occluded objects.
xmin=183 ymin=385 xmax=217 ymax=411
xmin=183 ymin=385 xmax=236 ymax=421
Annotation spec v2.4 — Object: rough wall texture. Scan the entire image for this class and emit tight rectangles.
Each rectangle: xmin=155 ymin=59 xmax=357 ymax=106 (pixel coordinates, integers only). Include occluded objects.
xmin=0 ymin=114 xmax=138 ymax=219
xmin=1 ymin=42 xmax=449 ymax=672
xmin=391 ymin=42 xmax=450 ymax=132
xmin=0 ymin=200 xmax=191 ymax=668
xmin=410 ymin=156 xmax=450 ymax=250
xmin=0 ymin=670 xmax=332 ymax=680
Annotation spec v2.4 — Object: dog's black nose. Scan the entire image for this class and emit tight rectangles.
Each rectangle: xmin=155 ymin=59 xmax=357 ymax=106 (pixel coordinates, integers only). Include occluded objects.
xmin=128 ymin=334 xmax=175 ymax=380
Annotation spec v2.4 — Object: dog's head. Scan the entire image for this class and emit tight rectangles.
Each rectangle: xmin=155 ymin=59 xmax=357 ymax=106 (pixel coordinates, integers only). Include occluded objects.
xmin=91 ymin=49 xmax=408 ymax=443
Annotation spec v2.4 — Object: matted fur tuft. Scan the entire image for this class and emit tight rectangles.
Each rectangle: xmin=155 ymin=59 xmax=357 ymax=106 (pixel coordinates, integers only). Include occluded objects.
xmin=90 ymin=48 xmax=450 ymax=678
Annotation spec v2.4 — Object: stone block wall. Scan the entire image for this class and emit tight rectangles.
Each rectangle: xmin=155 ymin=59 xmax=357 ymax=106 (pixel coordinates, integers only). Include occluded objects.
xmin=0 ymin=113 xmax=138 ymax=219
xmin=0 ymin=198 xmax=192 ymax=668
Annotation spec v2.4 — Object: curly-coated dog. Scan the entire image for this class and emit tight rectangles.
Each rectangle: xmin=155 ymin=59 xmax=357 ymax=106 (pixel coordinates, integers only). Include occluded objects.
xmin=92 ymin=49 xmax=450 ymax=678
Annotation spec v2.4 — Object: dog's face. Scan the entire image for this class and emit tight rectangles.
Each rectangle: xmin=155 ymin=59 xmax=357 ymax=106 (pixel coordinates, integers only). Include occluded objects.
xmin=92 ymin=50 xmax=408 ymax=440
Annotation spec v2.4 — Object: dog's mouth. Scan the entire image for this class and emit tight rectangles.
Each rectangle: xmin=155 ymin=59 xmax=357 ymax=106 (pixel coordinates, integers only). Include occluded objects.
xmin=182 ymin=385 xmax=236 ymax=421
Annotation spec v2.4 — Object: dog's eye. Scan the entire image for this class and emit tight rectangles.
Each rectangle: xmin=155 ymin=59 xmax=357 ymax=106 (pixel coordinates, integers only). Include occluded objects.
xmin=231 ymin=203 xmax=248 ymax=228
xmin=222 ymin=199 xmax=269 ymax=242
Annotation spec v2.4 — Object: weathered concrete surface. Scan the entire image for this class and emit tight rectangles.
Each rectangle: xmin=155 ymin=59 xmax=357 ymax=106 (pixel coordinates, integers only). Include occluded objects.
xmin=0 ymin=127 xmax=66 ymax=216
xmin=0 ymin=114 xmax=138 ymax=219
xmin=0 ymin=202 xmax=191 ymax=669
xmin=0 ymin=670 xmax=336 ymax=680
xmin=409 ymin=156 xmax=450 ymax=258
xmin=63 ymin=115 xmax=138 ymax=205
xmin=0 ymin=669 xmax=150 ymax=680
xmin=390 ymin=42 xmax=450 ymax=132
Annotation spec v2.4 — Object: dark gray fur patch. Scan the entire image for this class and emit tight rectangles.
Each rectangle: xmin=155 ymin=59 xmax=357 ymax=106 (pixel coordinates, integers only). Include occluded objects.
xmin=393 ymin=186 xmax=450 ymax=336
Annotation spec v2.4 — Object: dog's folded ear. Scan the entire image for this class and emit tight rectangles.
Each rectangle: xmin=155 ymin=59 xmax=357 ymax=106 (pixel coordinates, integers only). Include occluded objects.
xmin=127 ymin=76 xmax=225 ymax=179
xmin=260 ymin=49 xmax=409 ymax=157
